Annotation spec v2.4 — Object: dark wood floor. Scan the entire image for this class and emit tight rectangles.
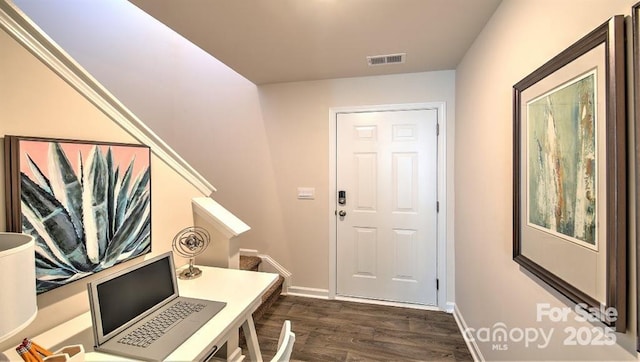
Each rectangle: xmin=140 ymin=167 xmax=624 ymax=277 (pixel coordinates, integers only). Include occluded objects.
xmin=246 ymin=296 xmax=473 ymax=361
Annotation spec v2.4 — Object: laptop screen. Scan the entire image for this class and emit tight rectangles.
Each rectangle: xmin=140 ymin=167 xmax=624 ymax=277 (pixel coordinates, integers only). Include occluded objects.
xmin=87 ymin=252 xmax=179 ymax=345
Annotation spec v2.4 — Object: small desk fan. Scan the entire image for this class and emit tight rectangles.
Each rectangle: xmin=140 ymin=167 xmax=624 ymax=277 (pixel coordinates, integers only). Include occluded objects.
xmin=172 ymin=226 xmax=210 ymax=279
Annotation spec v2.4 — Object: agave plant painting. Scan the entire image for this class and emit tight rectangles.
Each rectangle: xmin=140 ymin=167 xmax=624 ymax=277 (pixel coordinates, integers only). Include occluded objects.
xmin=4 ymin=136 xmax=151 ymax=294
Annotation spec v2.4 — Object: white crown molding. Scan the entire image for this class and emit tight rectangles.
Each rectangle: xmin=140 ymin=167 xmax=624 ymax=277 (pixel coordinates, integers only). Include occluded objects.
xmin=0 ymin=0 xmax=215 ymax=196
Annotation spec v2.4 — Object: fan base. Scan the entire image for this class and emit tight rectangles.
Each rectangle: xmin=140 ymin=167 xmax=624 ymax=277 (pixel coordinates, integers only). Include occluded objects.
xmin=178 ymin=267 xmax=202 ymax=279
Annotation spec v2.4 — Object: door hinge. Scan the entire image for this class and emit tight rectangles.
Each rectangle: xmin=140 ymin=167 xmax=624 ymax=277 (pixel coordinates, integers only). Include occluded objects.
xmin=436 ymin=278 xmax=439 ymax=290
xmin=436 ymin=123 xmax=440 ymax=136
xmin=436 ymin=201 xmax=439 ymax=212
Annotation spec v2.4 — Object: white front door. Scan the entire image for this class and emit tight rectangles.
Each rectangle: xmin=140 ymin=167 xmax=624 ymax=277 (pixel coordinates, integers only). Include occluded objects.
xmin=336 ymin=109 xmax=438 ymax=305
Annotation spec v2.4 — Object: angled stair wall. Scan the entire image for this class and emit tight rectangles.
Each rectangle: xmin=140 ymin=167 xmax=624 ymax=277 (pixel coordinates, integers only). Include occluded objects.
xmin=240 ymin=255 xmax=285 ymax=321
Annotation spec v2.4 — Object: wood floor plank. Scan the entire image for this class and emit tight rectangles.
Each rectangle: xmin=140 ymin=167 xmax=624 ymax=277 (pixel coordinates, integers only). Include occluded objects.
xmin=244 ymin=296 xmax=473 ymax=361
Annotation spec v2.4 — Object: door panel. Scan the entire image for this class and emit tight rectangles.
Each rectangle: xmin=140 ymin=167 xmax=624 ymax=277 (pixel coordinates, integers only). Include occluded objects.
xmin=354 ymin=227 xmax=377 ymax=277
xmin=336 ymin=109 xmax=438 ymax=305
xmin=355 ymin=153 xmax=377 ymax=210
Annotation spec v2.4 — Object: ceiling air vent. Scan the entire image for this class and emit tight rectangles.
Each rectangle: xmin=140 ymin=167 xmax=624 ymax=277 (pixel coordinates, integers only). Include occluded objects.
xmin=366 ymin=53 xmax=406 ymax=66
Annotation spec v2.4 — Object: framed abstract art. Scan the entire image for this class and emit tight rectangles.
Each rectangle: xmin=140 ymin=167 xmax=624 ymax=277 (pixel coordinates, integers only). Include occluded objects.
xmin=4 ymin=136 xmax=152 ymax=293
xmin=512 ymin=16 xmax=626 ymax=332
xmin=633 ymin=1 xmax=640 ymax=351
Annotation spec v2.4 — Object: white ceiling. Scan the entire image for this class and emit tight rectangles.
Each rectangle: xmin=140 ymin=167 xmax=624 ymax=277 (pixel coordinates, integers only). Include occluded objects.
xmin=129 ymin=0 xmax=502 ymax=85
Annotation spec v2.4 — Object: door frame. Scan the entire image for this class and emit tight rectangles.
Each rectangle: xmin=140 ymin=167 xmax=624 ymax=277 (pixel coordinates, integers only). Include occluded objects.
xmin=329 ymin=102 xmax=448 ymax=311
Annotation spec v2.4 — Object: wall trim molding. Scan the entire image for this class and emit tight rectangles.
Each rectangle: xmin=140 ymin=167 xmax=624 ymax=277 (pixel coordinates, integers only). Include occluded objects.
xmin=287 ymin=286 xmax=330 ymax=299
xmin=445 ymin=302 xmax=455 ymax=314
xmin=453 ymin=304 xmax=484 ymax=362
xmin=239 ymin=249 xmax=293 ymax=292
xmin=287 ymin=285 xmax=447 ymax=313
xmin=335 ymin=296 xmax=441 ymax=311
xmin=0 ymin=0 xmax=215 ymax=196
xmin=258 ymin=254 xmax=292 ymax=291
xmin=238 ymin=248 xmax=259 ymax=256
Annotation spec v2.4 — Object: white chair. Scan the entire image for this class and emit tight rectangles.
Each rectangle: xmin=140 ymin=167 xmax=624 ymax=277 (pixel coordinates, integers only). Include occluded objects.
xmin=271 ymin=320 xmax=296 ymax=362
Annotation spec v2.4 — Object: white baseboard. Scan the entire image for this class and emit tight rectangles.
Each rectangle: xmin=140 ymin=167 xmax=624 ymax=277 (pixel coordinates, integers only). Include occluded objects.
xmin=259 ymin=254 xmax=292 ymax=290
xmin=287 ymin=288 xmax=444 ymax=313
xmin=238 ymin=250 xmax=452 ymax=315
xmin=445 ymin=302 xmax=455 ymax=313
xmin=452 ymin=304 xmax=484 ymax=362
xmin=287 ymin=286 xmax=330 ymax=299
xmin=239 ymin=249 xmax=292 ymax=292
xmin=334 ymin=295 xmax=441 ymax=311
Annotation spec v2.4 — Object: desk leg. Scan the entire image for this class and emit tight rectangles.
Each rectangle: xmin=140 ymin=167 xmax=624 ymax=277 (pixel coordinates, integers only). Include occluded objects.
xmin=241 ymin=315 xmax=263 ymax=362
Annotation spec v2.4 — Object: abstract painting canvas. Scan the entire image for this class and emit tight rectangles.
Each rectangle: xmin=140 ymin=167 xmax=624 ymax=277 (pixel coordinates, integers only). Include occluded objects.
xmin=4 ymin=136 xmax=151 ymax=293
xmin=526 ymin=71 xmax=597 ymax=250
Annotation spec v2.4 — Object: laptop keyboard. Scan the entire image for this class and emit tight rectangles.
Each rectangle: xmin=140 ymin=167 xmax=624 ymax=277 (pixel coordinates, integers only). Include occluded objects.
xmin=117 ymin=301 xmax=206 ymax=348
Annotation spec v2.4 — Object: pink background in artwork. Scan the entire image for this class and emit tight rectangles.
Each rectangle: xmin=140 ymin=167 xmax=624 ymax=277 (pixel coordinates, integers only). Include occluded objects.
xmin=20 ymin=139 xmax=150 ymax=182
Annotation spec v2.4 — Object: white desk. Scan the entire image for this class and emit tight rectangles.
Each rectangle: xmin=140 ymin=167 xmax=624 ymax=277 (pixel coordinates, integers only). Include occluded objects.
xmin=1 ymin=266 xmax=278 ymax=362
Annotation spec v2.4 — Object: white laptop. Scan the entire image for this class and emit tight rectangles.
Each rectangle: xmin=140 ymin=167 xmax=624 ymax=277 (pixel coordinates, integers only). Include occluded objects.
xmin=87 ymin=252 xmax=226 ymax=361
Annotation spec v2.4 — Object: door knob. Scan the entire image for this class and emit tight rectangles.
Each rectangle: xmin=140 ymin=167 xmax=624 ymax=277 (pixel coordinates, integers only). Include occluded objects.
xmin=338 ymin=210 xmax=347 ymax=217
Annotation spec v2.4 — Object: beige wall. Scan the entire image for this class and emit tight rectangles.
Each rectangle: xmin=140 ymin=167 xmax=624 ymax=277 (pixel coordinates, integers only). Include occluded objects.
xmin=455 ymin=0 xmax=636 ymax=359
xmin=257 ymin=71 xmax=456 ymax=295
xmin=0 ymin=25 xmax=204 ymax=351
xmin=14 ymin=0 xmax=640 ymax=359
xmin=10 ymin=0 xmax=287 ymax=282
xmin=12 ymin=1 xmax=457 ymax=296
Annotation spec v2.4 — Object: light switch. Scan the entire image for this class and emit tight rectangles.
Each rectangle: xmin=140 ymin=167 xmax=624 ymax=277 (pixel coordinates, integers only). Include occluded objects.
xmin=297 ymin=187 xmax=315 ymax=200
